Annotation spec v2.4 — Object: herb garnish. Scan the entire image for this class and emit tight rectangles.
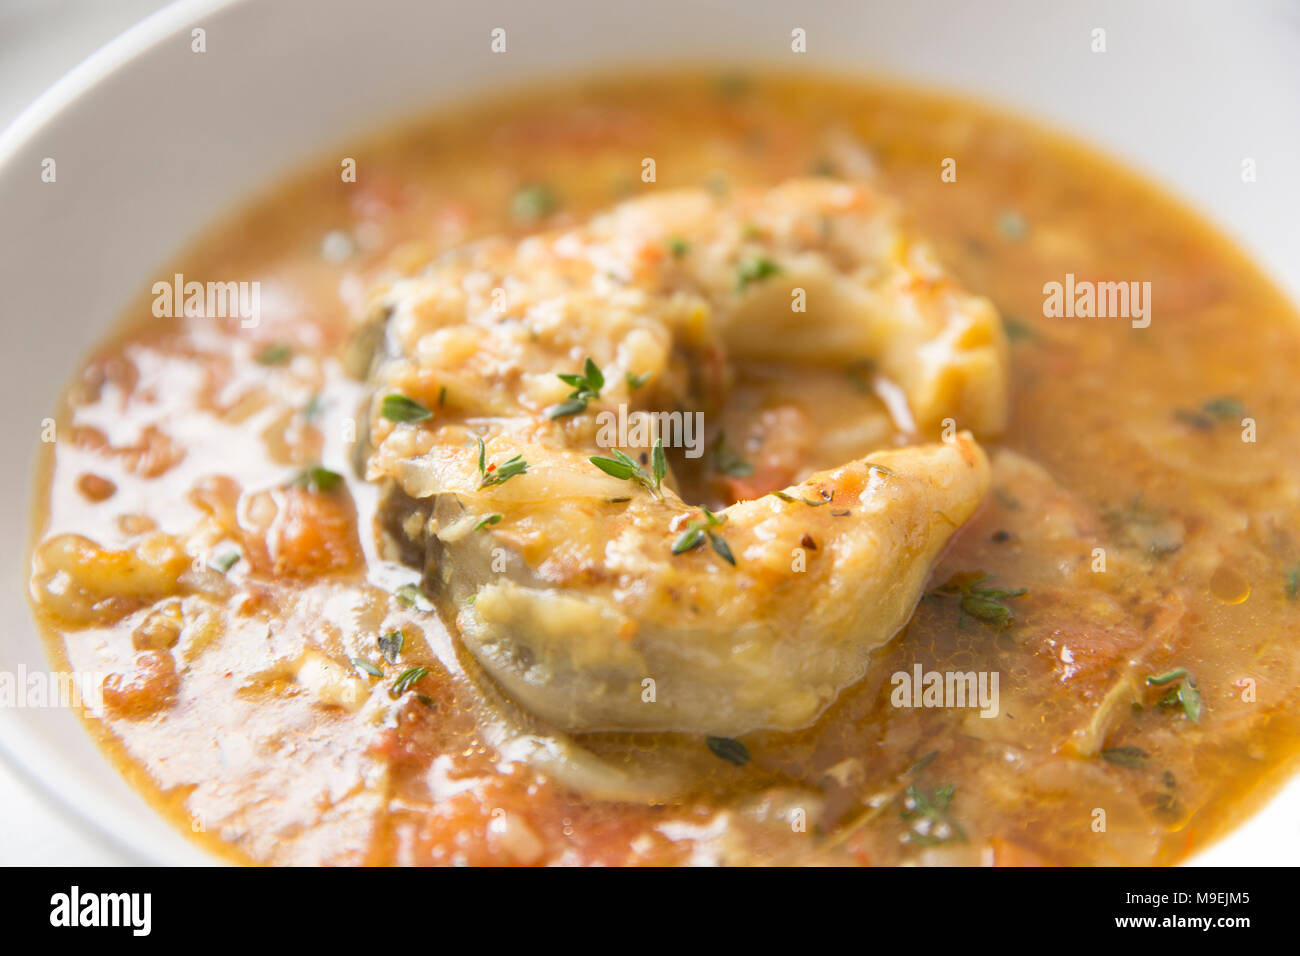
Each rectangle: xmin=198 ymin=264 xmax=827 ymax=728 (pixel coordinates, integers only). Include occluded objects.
xmin=548 ymin=357 xmax=604 ymax=418
xmin=1202 ymin=396 xmax=1245 ymax=420
xmin=392 ymin=666 xmax=429 ymax=697
xmin=291 ymin=465 xmax=343 ymax=493
xmin=351 ymin=658 xmax=383 ymax=679
xmin=706 ymin=736 xmax=750 ymax=766
xmin=909 ymin=750 xmax=939 ymax=775
xmin=736 ymin=256 xmax=781 ymax=291
xmin=810 ymin=157 xmax=836 ymax=177
xmin=900 ymin=784 xmax=967 ymax=845
xmin=1175 ymin=396 xmax=1246 ymax=430
xmin=672 ymin=507 xmax=735 ymax=565
xmin=769 ymin=489 xmax=829 ymax=507
xmin=476 ymin=437 xmax=528 ymax=488
xmin=212 ymin=552 xmax=240 ymax=573
xmin=1287 ymin=565 xmax=1300 ymax=601
xmin=256 ymin=343 xmax=292 ymax=365
xmin=1002 ymin=316 xmax=1038 ymax=342
xmin=473 ymin=513 xmax=504 ymax=531
xmin=708 ymin=432 xmax=753 ymax=477
xmin=1146 ymin=668 xmax=1188 ymax=686
xmin=377 ymin=631 xmax=404 ymax=665
xmin=381 ymin=393 xmax=433 ymax=423
xmin=395 ymin=584 xmax=433 ymax=612
xmin=1146 ymin=668 xmax=1202 ymax=722
xmin=995 ymin=209 xmax=1027 ymax=241
xmin=927 ymin=571 xmax=1027 ymax=628
xmin=716 ymin=73 xmax=751 ymax=98
xmin=511 ymin=184 xmax=558 ymax=223
xmin=625 ymin=371 xmax=650 ymax=390
xmin=1104 ymin=496 xmax=1184 ymax=557
xmin=666 ymin=237 xmax=690 ymax=258
xmin=844 ymin=358 xmax=876 ymax=393
xmin=590 ymin=438 xmax=666 ymax=498
xmin=1101 ymin=745 xmax=1149 ymax=768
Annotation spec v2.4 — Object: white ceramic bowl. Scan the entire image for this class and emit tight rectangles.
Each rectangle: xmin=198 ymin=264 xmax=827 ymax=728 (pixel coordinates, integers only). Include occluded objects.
xmin=2 ymin=0 xmax=1298 ymax=865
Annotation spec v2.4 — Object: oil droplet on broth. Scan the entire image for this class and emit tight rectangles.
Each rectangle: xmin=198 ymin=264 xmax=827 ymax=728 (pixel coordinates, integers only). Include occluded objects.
xmin=1209 ymin=565 xmax=1250 ymax=605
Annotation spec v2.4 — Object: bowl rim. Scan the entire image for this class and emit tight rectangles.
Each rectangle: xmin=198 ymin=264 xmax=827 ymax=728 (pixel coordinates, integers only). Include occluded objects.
xmin=0 ymin=0 xmax=244 ymax=866
xmin=0 ymin=0 xmax=242 ymax=159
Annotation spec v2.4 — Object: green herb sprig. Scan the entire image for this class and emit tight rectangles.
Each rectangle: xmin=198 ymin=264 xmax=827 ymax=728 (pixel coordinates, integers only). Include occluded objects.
xmin=381 ymin=394 xmax=433 ymax=423
xmin=548 ymin=357 xmax=605 ymax=418
xmin=377 ymin=631 xmax=404 ymax=665
xmin=590 ymin=439 xmax=666 ymax=498
xmin=512 ymin=184 xmax=558 ymax=223
xmin=672 ymin=507 xmax=735 ymax=565
xmin=291 ymin=465 xmax=343 ymax=493
xmin=476 ymin=437 xmax=528 ymax=489
xmin=706 ymin=736 xmax=750 ymax=766
xmin=256 ymin=343 xmax=292 ymax=365
xmin=212 ymin=552 xmax=240 ymax=573
xmin=769 ymin=489 xmax=830 ymax=507
xmin=736 ymin=256 xmax=781 ymax=291
xmin=1146 ymin=668 xmax=1202 ymax=722
xmin=900 ymin=784 xmax=967 ymax=846
xmin=928 ymin=571 xmax=1027 ymax=628
xmin=392 ymin=666 xmax=429 ymax=697
xmin=1100 ymin=745 xmax=1149 ymax=768
xmin=394 ymin=583 xmax=433 ymax=612
xmin=351 ymin=658 xmax=383 ymax=678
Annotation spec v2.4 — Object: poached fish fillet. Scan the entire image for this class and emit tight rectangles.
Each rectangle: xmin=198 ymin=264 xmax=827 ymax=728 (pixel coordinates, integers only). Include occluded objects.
xmin=362 ymin=178 xmax=1005 ymax=735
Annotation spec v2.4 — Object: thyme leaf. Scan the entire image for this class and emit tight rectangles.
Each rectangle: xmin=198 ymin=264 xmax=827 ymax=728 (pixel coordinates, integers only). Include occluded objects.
xmin=377 ymin=631 xmax=404 ymax=665
xmin=900 ymin=784 xmax=967 ymax=846
xmin=256 ymin=343 xmax=292 ymax=365
xmin=394 ymin=584 xmax=433 ymax=612
xmin=1101 ymin=746 xmax=1149 ymax=768
xmin=589 ymin=439 xmax=665 ymax=498
xmin=212 ymin=552 xmax=240 ymax=573
xmin=671 ymin=507 xmax=735 ymax=565
xmin=706 ymin=736 xmax=750 ymax=766
xmin=928 ymin=571 xmax=1027 ymax=627
xmin=1146 ymin=669 xmax=1189 ymax=687
xmin=381 ymin=393 xmax=433 ymax=423
xmin=1147 ymin=668 xmax=1202 ymax=722
xmin=291 ymin=465 xmax=343 ymax=493
xmin=511 ymin=183 xmax=558 ymax=223
xmin=548 ymin=356 xmax=605 ymax=418
xmin=769 ymin=490 xmax=828 ymax=507
xmin=736 ymin=256 xmax=781 ymax=291
xmin=476 ymin=437 xmax=528 ymax=488
xmin=351 ymin=658 xmax=383 ymax=679
xmin=392 ymin=666 xmax=429 ymax=697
